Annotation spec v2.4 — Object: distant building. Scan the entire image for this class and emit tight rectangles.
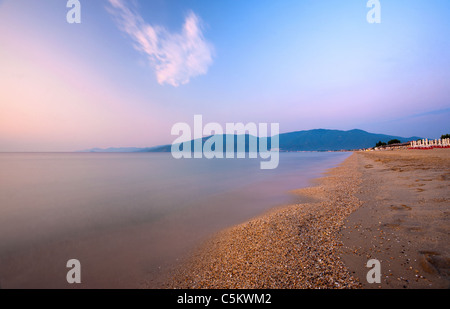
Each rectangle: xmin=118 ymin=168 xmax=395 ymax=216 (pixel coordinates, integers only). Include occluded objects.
xmin=409 ymin=138 xmax=450 ymax=150
xmin=363 ymin=138 xmax=450 ymax=151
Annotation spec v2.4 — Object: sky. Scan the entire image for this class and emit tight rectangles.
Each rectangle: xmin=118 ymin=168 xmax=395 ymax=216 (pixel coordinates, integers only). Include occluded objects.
xmin=0 ymin=0 xmax=449 ymax=152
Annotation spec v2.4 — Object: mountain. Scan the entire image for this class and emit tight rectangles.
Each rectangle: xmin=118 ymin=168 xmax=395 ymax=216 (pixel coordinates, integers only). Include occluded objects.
xmin=146 ymin=129 xmax=421 ymax=152
xmin=144 ymin=134 xmax=264 ymax=153
xmin=277 ymin=129 xmax=421 ymax=151
xmin=80 ymin=129 xmax=422 ymax=153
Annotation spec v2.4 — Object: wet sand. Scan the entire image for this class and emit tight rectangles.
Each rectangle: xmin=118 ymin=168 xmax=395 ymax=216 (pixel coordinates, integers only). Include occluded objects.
xmin=164 ymin=149 xmax=450 ymax=289
xmin=341 ymin=149 xmax=450 ymax=289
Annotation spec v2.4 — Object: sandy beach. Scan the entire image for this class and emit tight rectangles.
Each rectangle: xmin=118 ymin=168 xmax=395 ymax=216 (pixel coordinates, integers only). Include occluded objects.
xmin=341 ymin=149 xmax=450 ymax=289
xmin=163 ymin=149 xmax=450 ymax=289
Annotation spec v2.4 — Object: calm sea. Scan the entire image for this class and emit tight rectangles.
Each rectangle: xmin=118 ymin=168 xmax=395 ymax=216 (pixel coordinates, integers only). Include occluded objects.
xmin=0 ymin=152 xmax=350 ymax=288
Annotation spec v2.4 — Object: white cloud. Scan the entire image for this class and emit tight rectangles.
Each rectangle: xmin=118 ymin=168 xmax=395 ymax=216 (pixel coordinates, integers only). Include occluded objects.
xmin=107 ymin=0 xmax=214 ymax=87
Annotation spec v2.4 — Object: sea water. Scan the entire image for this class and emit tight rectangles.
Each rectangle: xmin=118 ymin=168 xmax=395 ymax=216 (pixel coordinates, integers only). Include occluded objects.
xmin=0 ymin=152 xmax=350 ymax=288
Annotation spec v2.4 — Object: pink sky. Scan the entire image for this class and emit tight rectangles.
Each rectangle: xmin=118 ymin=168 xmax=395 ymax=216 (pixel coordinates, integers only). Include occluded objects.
xmin=1 ymin=1 xmax=449 ymax=151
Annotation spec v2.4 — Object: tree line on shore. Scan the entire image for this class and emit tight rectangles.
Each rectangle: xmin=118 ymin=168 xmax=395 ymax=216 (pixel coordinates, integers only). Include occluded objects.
xmin=374 ymin=134 xmax=449 ymax=148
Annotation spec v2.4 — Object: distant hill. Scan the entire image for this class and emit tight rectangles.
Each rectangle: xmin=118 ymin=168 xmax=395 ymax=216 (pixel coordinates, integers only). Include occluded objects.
xmin=80 ymin=129 xmax=422 ymax=153
xmin=277 ymin=129 xmax=421 ymax=151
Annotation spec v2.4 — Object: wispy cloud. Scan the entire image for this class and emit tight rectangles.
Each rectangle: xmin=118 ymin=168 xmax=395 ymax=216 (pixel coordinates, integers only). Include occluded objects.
xmin=107 ymin=0 xmax=214 ymax=87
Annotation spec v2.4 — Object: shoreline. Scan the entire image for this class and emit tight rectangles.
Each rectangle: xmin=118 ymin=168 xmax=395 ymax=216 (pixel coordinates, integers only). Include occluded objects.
xmin=161 ymin=149 xmax=450 ymax=289
xmin=0 ymin=152 xmax=349 ymax=289
xmin=162 ymin=153 xmax=364 ymax=289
